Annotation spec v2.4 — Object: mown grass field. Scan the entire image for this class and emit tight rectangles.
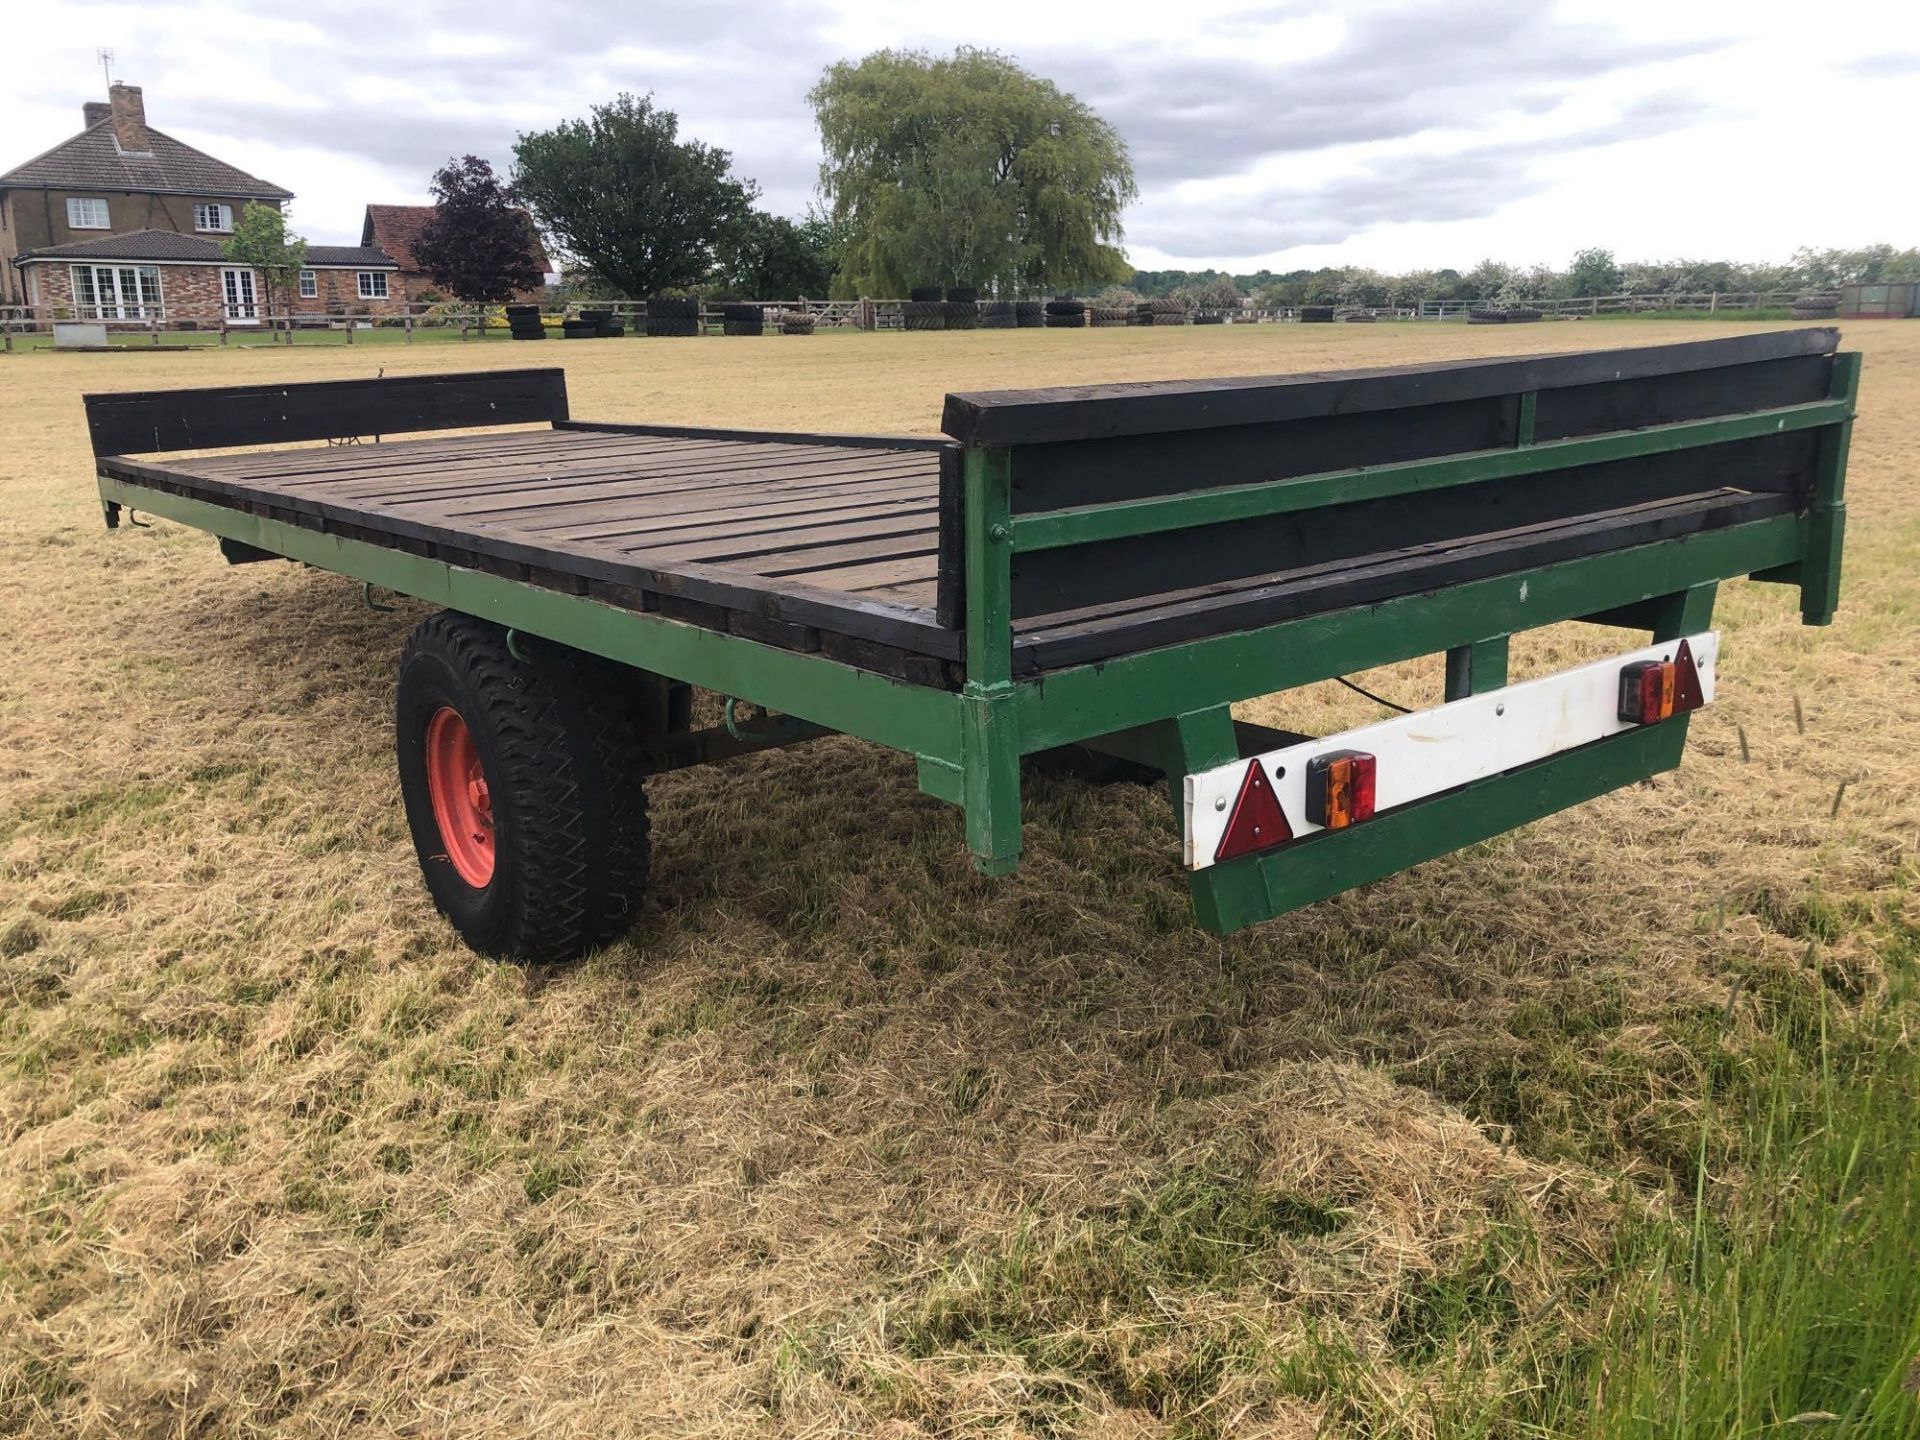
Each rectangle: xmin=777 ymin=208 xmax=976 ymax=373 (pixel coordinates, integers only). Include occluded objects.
xmin=2 ymin=320 xmax=1916 ymax=1438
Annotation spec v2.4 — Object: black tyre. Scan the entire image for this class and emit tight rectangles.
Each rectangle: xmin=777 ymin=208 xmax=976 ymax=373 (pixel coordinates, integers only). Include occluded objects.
xmin=909 ymin=286 xmax=944 ymax=303
xmin=396 ymin=613 xmax=650 ymax=964
xmin=1014 ymin=300 xmax=1045 ymax=327
xmin=944 ymin=300 xmax=979 ymax=329
xmin=646 ymin=295 xmax=699 ymax=320
xmin=722 ymin=319 xmax=764 ymax=336
xmin=780 ymin=311 xmax=815 ymax=335
xmin=944 ymin=285 xmax=979 ymax=304
xmin=1300 ymin=305 xmax=1335 ymax=323
xmin=902 ymin=299 xmax=947 ymax=331
xmin=645 ymin=317 xmax=698 ymax=337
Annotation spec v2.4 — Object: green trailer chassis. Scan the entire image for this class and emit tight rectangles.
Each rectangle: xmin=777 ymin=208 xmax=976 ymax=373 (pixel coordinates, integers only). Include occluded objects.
xmin=94 ymin=349 xmax=1856 ymax=937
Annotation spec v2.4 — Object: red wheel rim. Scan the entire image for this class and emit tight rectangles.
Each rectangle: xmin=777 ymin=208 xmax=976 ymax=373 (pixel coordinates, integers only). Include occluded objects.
xmin=424 ymin=706 xmax=495 ymax=887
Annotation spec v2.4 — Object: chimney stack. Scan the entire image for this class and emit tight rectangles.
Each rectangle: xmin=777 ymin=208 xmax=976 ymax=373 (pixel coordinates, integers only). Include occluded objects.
xmin=84 ymin=100 xmax=111 ymax=127
xmin=108 ymin=83 xmax=150 ymax=153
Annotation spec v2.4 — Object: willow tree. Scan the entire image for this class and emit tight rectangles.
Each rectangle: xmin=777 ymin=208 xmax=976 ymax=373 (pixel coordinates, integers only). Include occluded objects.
xmin=809 ymin=48 xmax=1136 ymax=296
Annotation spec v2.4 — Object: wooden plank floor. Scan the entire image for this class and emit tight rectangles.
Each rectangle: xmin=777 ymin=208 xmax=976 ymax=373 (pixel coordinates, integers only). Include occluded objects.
xmin=168 ymin=427 xmax=948 ymax=609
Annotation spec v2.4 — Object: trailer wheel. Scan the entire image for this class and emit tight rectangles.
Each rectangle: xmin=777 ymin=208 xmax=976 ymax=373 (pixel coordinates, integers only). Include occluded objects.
xmin=396 ymin=613 xmax=650 ymax=964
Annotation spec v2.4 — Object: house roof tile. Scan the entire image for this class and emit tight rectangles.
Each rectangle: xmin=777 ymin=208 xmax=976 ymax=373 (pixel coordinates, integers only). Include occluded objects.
xmin=13 ymin=230 xmax=397 ymax=267
xmin=0 ymin=119 xmax=293 ymax=200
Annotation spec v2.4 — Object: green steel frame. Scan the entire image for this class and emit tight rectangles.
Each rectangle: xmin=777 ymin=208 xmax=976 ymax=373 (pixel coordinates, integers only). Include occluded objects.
xmin=98 ymin=351 xmax=1859 ymax=936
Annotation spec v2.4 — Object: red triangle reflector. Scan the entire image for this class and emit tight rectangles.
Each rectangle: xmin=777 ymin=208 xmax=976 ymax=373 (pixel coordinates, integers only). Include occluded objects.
xmin=1214 ymin=759 xmax=1293 ymax=863
xmin=1672 ymin=638 xmax=1705 ymax=713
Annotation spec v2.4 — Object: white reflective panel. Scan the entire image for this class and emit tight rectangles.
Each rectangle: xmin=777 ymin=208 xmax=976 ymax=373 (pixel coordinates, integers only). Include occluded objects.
xmin=1183 ymin=632 xmax=1719 ymax=870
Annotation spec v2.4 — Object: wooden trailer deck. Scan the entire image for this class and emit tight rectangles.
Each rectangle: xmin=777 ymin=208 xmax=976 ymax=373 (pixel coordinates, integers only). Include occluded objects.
xmin=88 ymin=331 xmax=1845 ymax=687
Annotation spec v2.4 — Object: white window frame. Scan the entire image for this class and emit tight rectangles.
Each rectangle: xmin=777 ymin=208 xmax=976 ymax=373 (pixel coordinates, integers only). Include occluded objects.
xmin=66 ymin=197 xmax=110 ymax=229
xmin=298 ymin=269 xmax=318 ymax=299
xmin=220 ymin=266 xmax=260 ymax=323
xmin=357 ymin=271 xmax=389 ymax=300
xmin=68 ymin=263 xmax=163 ymax=320
xmin=194 ymin=203 xmax=234 ymax=233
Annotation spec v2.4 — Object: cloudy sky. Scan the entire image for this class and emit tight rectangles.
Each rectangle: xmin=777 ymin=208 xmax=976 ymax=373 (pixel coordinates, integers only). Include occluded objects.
xmin=6 ymin=0 xmax=1913 ymax=273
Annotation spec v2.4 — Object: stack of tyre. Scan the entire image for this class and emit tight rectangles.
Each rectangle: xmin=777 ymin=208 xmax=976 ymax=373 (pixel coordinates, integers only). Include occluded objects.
xmin=904 ymin=285 xmax=946 ymax=331
xmin=506 ymin=304 xmax=545 ymax=341
xmin=1466 ymin=307 xmax=1504 ymax=325
xmin=1792 ymin=293 xmax=1839 ymax=320
xmin=945 ymin=286 xmax=979 ymax=330
xmin=1503 ymin=306 xmax=1542 ymax=324
xmin=646 ymin=296 xmax=699 ymax=337
xmin=780 ymin=310 xmax=815 ymax=335
xmin=1193 ymin=312 xmax=1226 ymax=325
xmin=561 ymin=310 xmax=603 ymax=340
xmin=1015 ymin=300 xmax=1045 ymax=329
xmin=1088 ymin=305 xmax=1132 ymax=327
xmin=1136 ymin=298 xmax=1189 ymax=326
xmin=981 ymin=300 xmax=1017 ymax=329
xmin=1299 ymin=305 xmax=1335 ymax=324
xmin=1044 ymin=298 xmax=1086 ymax=328
xmin=720 ymin=303 xmax=763 ymax=336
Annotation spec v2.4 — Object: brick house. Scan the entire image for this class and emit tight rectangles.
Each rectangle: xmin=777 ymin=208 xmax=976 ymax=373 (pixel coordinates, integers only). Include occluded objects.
xmin=12 ymin=230 xmax=403 ymax=324
xmin=0 ymin=83 xmax=294 ymax=306
xmin=362 ymin=203 xmax=549 ymax=304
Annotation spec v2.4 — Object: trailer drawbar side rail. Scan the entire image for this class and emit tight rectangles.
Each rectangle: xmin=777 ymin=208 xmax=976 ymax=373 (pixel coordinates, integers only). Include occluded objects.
xmin=86 ymin=329 xmax=1856 ymax=959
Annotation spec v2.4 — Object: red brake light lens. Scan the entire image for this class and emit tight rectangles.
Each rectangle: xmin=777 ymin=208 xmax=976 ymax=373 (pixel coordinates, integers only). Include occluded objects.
xmin=1306 ymin=750 xmax=1377 ymax=829
xmin=1619 ymin=656 xmax=1692 ymax=725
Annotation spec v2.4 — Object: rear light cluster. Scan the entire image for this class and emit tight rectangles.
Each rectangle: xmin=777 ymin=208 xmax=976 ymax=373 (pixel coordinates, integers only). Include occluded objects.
xmin=1617 ymin=638 xmax=1707 ymax=726
xmin=1307 ymin=750 xmax=1377 ymax=830
xmin=1214 ymin=749 xmax=1379 ymax=864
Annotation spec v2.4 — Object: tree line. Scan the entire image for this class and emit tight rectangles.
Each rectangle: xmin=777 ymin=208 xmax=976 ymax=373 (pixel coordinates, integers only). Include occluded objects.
xmin=346 ymin=46 xmax=1914 ymax=311
xmin=1127 ymin=245 xmax=1920 ymax=312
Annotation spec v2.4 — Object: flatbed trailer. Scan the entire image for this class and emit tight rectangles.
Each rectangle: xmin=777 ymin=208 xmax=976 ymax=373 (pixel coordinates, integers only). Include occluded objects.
xmin=85 ymin=329 xmax=1858 ymax=961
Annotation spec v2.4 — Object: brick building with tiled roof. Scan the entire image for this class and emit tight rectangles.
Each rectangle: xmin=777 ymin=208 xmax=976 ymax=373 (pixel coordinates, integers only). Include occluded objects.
xmin=0 ymin=83 xmax=293 ymax=306
xmin=362 ymin=203 xmax=550 ymax=305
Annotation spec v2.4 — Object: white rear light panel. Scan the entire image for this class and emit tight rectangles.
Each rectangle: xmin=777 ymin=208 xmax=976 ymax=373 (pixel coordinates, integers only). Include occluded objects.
xmin=1183 ymin=630 xmax=1718 ymax=869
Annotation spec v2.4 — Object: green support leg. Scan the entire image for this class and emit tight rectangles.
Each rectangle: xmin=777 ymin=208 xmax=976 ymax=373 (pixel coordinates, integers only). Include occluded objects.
xmin=1801 ymin=351 xmax=1858 ymax=626
xmin=1444 ymin=636 xmax=1509 ymax=701
xmin=1136 ymin=707 xmax=1272 ymax=934
xmin=960 ymin=444 xmax=1022 ymax=875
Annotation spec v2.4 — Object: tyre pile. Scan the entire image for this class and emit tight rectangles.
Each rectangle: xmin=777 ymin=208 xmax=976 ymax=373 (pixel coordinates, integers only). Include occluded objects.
xmin=1088 ymin=306 xmax=1132 ymax=327
xmin=1192 ymin=313 xmax=1226 ymax=325
xmin=1466 ymin=307 xmax=1542 ymax=325
xmin=563 ymin=308 xmax=623 ymax=339
xmin=1792 ymin=294 xmax=1839 ymax=320
xmin=946 ymin=287 xmax=979 ymax=330
xmin=1044 ymin=299 xmax=1086 ymax=328
xmin=506 ymin=304 xmax=544 ymax=341
xmin=981 ymin=300 xmax=1016 ymax=329
xmin=1300 ymin=305 xmax=1335 ymax=323
xmin=720 ymin=302 xmax=763 ymax=336
xmin=645 ymin=296 xmax=699 ymax=337
xmin=779 ymin=310 xmax=815 ymax=335
xmin=1137 ymin=298 xmax=1189 ymax=326
xmin=1015 ymin=300 xmax=1045 ymax=328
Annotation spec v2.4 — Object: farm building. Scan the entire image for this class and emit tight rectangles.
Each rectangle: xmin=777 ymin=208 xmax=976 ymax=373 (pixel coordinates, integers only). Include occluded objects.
xmin=10 ymin=231 xmax=403 ymax=324
xmin=361 ymin=203 xmax=550 ymax=304
xmin=0 ymin=83 xmax=292 ymax=306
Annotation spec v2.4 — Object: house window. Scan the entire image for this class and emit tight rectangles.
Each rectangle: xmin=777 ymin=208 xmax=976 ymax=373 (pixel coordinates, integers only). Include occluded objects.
xmin=298 ymin=270 xmax=317 ymax=298
xmin=194 ymin=203 xmax=233 ymax=232
xmin=357 ymin=271 xmax=389 ymax=300
xmin=69 ymin=264 xmax=163 ymax=319
xmin=221 ymin=267 xmax=259 ymax=322
xmin=67 ymin=197 xmax=110 ymax=229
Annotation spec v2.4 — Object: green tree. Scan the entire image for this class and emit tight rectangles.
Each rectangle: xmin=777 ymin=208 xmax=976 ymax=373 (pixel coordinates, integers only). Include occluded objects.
xmin=810 ymin=47 xmax=1136 ymax=295
xmin=1564 ymin=246 xmax=1624 ymax=297
xmin=511 ymin=93 xmax=757 ymax=298
xmin=222 ymin=202 xmax=306 ymax=324
xmin=1174 ymin=274 xmax=1243 ymax=311
xmin=721 ymin=210 xmax=841 ymax=297
xmin=413 ymin=155 xmax=547 ymax=303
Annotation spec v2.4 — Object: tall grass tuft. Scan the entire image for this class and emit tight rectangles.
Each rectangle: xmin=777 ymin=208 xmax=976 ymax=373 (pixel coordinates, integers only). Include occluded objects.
xmin=1537 ymin=976 xmax=1920 ymax=1438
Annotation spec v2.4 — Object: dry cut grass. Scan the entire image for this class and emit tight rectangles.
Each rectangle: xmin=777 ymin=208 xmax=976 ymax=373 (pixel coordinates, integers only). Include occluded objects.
xmin=1 ymin=320 xmax=1917 ymax=1437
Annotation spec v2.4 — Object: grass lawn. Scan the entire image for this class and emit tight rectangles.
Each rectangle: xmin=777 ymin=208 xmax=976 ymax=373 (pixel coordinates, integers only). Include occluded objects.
xmin=1 ymin=320 xmax=1916 ymax=1438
